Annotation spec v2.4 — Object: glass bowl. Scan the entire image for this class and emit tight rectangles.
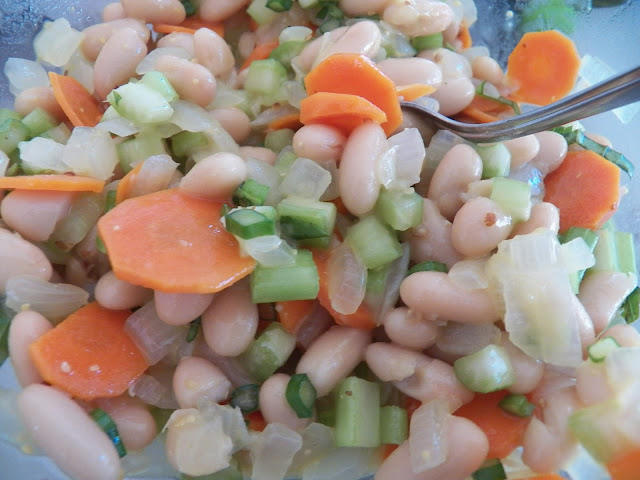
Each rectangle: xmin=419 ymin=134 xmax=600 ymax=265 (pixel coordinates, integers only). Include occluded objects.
xmin=0 ymin=1 xmax=639 ymax=479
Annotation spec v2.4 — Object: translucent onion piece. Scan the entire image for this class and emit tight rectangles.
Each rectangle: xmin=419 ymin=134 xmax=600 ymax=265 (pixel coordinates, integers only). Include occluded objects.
xmin=128 ymin=373 xmax=179 ymax=409
xmin=376 ymin=145 xmax=397 ymax=190
xmin=124 ymin=302 xmax=186 ymax=365
xmin=328 ymin=242 xmax=367 ymax=315
xmin=210 ymin=83 xmax=248 ymax=110
xmin=436 ymin=322 xmax=501 ymax=356
xmin=409 ymin=398 xmax=450 ymax=473
xmin=423 ymin=129 xmax=471 ymax=185
xmin=193 ymin=338 xmax=256 ymax=387
xmin=250 ymin=105 xmax=299 ymax=129
xmin=365 ymin=243 xmax=410 ymax=323
xmin=317 ymin=159 xmax=340 ymax=202
xmin=5 ymin=275 xmax=89 ymax=322
xmin=279 ymin=157 xmax=332 ymax=201
xmin=508 ymin=163 xmax=544 ymax=198
xmin=461 ymin=46 xmax=490 ymax=63
xmin=501 ymin=229 xmax=559 ymax=270
xmin=448 ymin=257 xmax=489 ymax=290
xmin=283 ymin=80 xmax=307 ymax=109
xmin=387 ymin=128 xmax=426 ymax=190
xmin=18 ymin=137 xmax=69 ymax=174
xmin=0 ymin=151 xmax=9 ymax=176
xmin=246 ymin=159 xmax=283 ymax=206
xmin=279 ymin=26 xmax=313 ymax=44
xmin=251 ymin=423 xmax=302 ymax=480
xmin=96 ymin=117 xmax=139 ymax=137
xmin=49 ymin=192 xmax=103 ymax=252
xmin=34 ymin=18 xmax=84 ymax=67
xmin=62 ymin=127 xmax=119 ymax=181
xmin=241 ymin=235 xmax=297 ymax=267
xmin=3 ymin=58 xmax=50 ymax=96
xmin=293 ymin=303 xmax=333 ymax=350
xmin=289 ymin=423 xmax=335 ymax=474
xmin=135 ymin=47 xmax=191 ymax=75
xmin=170 ymin=100 xmax=213 ymax=133
xmin=198 ymin=400 xmax=250 ymax=453
xmin=202 ymin=115 xmax=240 ymax=156
xmin=559 ymin=238 xmax=596 ymax=273
xmin=64 ymin=51 xmax=94 ymax=94
xmin=301 ymin=446 xmax=376 ymax=480
xmin=605 ymin=347 xmax=640 ymax=392
xmin=129 ymin=154 xmax=178 ymax=198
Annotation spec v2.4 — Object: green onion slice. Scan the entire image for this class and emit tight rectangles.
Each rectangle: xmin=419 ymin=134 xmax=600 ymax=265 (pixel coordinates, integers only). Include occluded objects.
xmin=472 ymin=458 xmax=507 ymax=480
xmin=498 ymin=394 xmax=535 ymax=417
xmin=230 ymin=384 xmax=260 ymax=413
xmin=90 ymin=408 xmax=127 ymax=458
xmin=224 ymin=208 xmax=275 ymax=240
xmin=266 ymin=0 xmax=293 ymax=12
xmin=406 ymin=261 xmax=449 ymax=276
xmin=286 ymin=373 xmax=317 ymax=418
xmin=180 ymin=0 xmax=197 ymax=16
xmin=476 ymin=81 xmax=521 ymax=115
xmin=621 ymin=286 xmax=640 ymax=324
xmin=587 ymin=336 xmax=620 ymax=363
xmin=186 ymin=316 xmax=201 ymax=343
xmin=233 ymin=179 xmax=270 ymax=207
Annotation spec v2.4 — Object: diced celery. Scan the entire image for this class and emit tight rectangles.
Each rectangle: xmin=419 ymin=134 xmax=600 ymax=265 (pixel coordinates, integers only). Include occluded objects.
xmin=498 ymin=394 xmax=535 ymax=417
xmin=139 ymin=71 xmax=178 ymax=102
xmin=40 ymin=123 xmax=72 ymax=144
xmin=334 ymin=377 xmax=381 ymax=448
xmin=233 ymin=179 xmax=270 ymax=207
xmin=472 ymin=459 xmax=507 ymax=480
xmin=264 ymin=128 xmax=294 ymax=152
xmin=489 ymin=177 xmax=531 ymax=223
xmin=116 ymin=132 xmax=167 ymax=172
xmin=275 ymin=148 xmax=298 ymax=176
xmin=315 ymin=395 xmax=336 ymax=427
xmin=21 ymin=107 xmax=57 ymax=137
xmin=269 ymin=41 xmax=306 ymax=71
xmin=382 ymin=31 xmax=417 ymax=59
xmin=587 ymin=336 xmax=620 ymax=363
xmin=277 ymin=197 xmax=336 ymax=240
xmin=561 ymin=227 xmax=598 ymax=293
xmin=107 ymin=83 xmax=174 ymax=124
xmin=589 ymin=229 xmax=619 ymax=273
xmin=247 ymin=0 xmax=280 ymax=26
xmin=49 ymin=193 xmax=104 ymax=252
xmin=0 ymin=108 xmax=22 ymax=123
xmin=244 ymin=59 xmax=288 ymax=102
xmin=296 ymin=235 xmax=331 ymax=249
xmin=0 ymin=118 xmax=30 ymax=154
xmin=170 ymin=130 xmax=208 ymax=161
xmin=615 ymin=231 xmax=637 ymax=276
xmin=375 ymin=188 xmax=423 ymax=231
xmin=225 ymin=208 xmax=275 ymax=239
xmin=411 ymin=33 xmax=443 ymax=50
xmin=478 ymin=143 xmax=511 ymax=179
xmin=379 ymin=406 xmax=408 ymax=445
xmin=239 ymin=323 xmax=296 ymax=382
xmin=346 ymin=216 xmax=403 ymax=270
xmin=453 ymin=344 xmax=514 ymax=393
xmin=250 ymin=248 xmax=319 ymax=302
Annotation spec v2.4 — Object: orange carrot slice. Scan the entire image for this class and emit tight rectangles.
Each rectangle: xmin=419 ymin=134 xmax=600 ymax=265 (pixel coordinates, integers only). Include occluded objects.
xmin=458 ymin=106 xmax=500 ymax=124
xmin=240 ymin=40 xmax=280 ymax=71
xmin=153 ymin=24 xmax=196 ymax=34
xmin=300 ymin=92 xmax=388 ymax=136
xmin=304 ymin=53 xmax=402 ymax=136
xmin=48 ymin=72 xmax=103 ymax=127
xmin=153 ymin=17 xmax=224 ymax=37
xmin=312 ymin=249 xmax=377 ymax=330
xmin=267 ymin=113 xmax=302 ymax=132
xmin=0 ymin=174 xmax=105 ymax=192
xmin=29 ymin=302 xmax=148 ymax=400
xmin=457 ymin=24 xmax=473 ymax=50
xmin=246 ymin=410 xmax=267 ymax=431
xmin=115 ymin=161 xmax=144 ymax=204
xmin=455 ymin=390 xmax=533 ymax=459
xmin=97 ymin=188 xmax=256 ymax=293
xmin=396 ymin=84 xmax=436 ymax=102
xmin=543 ymin=149 xmax=620 ymax=233
xmin=506 ymin=30 xmax=580 ymax=106
xmin=607 ymin=447 xmax=640 ymax=480
xmin=275 ymin=300 xmax=316 ymax=334
xmin=519 ymin=475 xmax=567 ymax=480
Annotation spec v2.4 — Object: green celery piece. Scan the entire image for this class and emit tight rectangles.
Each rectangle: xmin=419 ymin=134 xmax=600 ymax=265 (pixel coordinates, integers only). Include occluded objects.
xmin=264 ymin=128 xmax=295 ymax=152
xmin=239 ymin=323 xmax=296 ymax=382
xmin=269 ymin=41 xmax=306 ymax=71
xmin=477 ymin=143 xmax=511 ymax=179
xmin=375 ymin=188 xmax=424 ymax=231
xmin=117 ymin=132 xmax=167 ymax=172
xmin=250 ymin=249 xmax=319 ymax=302
xmin=334 ymin=376 xmax=381 ymax=448
xmin=346 ymin=216 xmax=403 ymax=270
xmin=411 ymin=33 xmax=443 ymax=50
xmin=520 ymin=0 xmax=576 ymax=35
xmin=489 ymin=177 xmax=531 ymax=223
xmin=472 ymin=459 xmax=507 ymax=480
xmin=21 ymin=107 xmax=58 ymax=137
xmin=233 ymin=179 xmax=270 ymax=207
xmin=277 ymin=197 xmax=336 ymax=240
xmin=453 ymin=344 xmax=514 ymax=393
xmin=614 ymin=231 xmax=637 ymax=276
xmin=180 ymin=0 xmax=197 ymax=17
xmin=588 ymin=229 xmax=619 ymax=274
xmin=0 ymin=118 xmax=30 ymax=155
xmin=139 ymin=71 xmax=179 ymax=102
xmin=379 ymin=406 xmax=408 ymax=445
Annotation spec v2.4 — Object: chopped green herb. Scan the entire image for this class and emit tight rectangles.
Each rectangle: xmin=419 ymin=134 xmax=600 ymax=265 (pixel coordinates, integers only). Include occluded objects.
xmin=186 ymin=317 xmax=201 ymax=342
xmin=230 ymin=384 xmax=260 ymax=413
xmin=286 ymin=373 xmax=317 ymax=418
xmin=498 ymin=394 xmax=535 ymax=417
xmin=266 ymin=0 xmax=293 ymax=12
xmin=407 ymin=261 xmax=449 ymax=276
xmin=180 ymin=0 xmax=197 ymax=16
xmin=621 ymin=287 xmax=640 ymax=324
xmin=90 ymin=408 xmax=127 ymax=457
xmin=472 ymin=458 xmax=507 ymax=480
xmin=476 ymin=81 xmax=521 ymax=114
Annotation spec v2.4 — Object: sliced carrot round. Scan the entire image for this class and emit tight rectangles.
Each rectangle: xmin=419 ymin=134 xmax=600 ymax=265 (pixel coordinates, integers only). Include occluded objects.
xmin=506 ymin=30 xmax=580 ymax=106
xmin=0 ymin=174 xmax=105 ymax=192
xmin=48 ymin=72 xmax=103 ymax=127
xmin=304 ymin=53 xmax=402 ymax=136
xmin=97 ymin=188 xmax=256 ymax=293
xmin=396 ymin=84 xmax=436 ymax=102
xmin=300 ymin=92 xmax=387 ymax=136
xmin=115 ymin=161 xmax=144 ymax=204
xmin=29 ymin=302 xmax=148 ymax=400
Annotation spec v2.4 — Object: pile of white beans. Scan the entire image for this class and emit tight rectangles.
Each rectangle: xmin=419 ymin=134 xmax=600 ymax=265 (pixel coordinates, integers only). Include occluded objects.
xmin=1 ymin=0 xmax=639 ymax=479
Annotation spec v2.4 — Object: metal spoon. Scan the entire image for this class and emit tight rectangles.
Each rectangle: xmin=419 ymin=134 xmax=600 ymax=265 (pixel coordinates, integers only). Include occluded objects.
xmin=400 ymin=65 xmax=640 ymax=143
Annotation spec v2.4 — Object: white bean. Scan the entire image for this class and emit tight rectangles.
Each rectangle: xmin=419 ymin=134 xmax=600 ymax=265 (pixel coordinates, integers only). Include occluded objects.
xmin=18 ymin=384 xmax=122 ymax=480
xmin=522 ymin=416 xmax=573 ymax=474
xmin=202 ymin=281 xmax=258 ymax=357
xmin=427 ymin=144 xmax=482 ymax=221
xmin=421 ymin=48 xmax=472 ymax=80
xmin=0 ymin=228 xmax=52 ymax=293
xmin=339 ymin=121 xmax=386 ymax=216
xmin=1 ymin=190 xmax=74 ymax=242
xmin=375 ymin=416 xmax=488 ymax=480
xmin=239 ymin=146 xmax=277 ymax=166
xmin=578 ymin=271 xmax=637 ymax=334
xmin=194 ymin=28 xmax=235 ymax=78
xmin=296 ymin=325 xmax=371 ymax=397
xmin=451 ymin=196 xmax=513 ymax=258
xmin=400 ymin=271 xmax=499 ymax=324
xmin=428 ymin=76 xmax=475 ymax=116
xmin=210 ymin=107 xmax=251 ymax=143
xmin=500 ymin=335 xmax=544 ymax=394
xmin=471 ymin=56 xmax=504 ymax=86
xmin=95 ymin=270 xmax=153 ymax=310
xmin=259 ymin=373 xmax=313 ymax=431
xmin=382 ymin=0 xmax=454 ymax=37
xmin=376 ymin=57 xmax=443 ymax=88
xmin=531 ymin=131 xmax=568 ymax=175
xmin=93 ymin=27 xmax=148 ymax=100
xmin=573 ymin=295 xmax=596 ymax=354
xmin=8 ymin=310 xmax=52 ymax=387
xmin=575 ymin=361 xmax=612 ymax=406
xmin=121 ymin=0 xmax=186 ymax=24
xmin=102 ymin=3 xmax=126 ymax=21
xmin=82 ymin=19 xmax=150 ymax=62
xmin=295 ymin=27 xmax=348 ymax=73
xmin=510 ymin=202 xmax=559 ymax=237
xmin=406 ymin=198 xmax=463 ymax=267
xmin=14 ymin=86 xmax=65 ymax=122
xmin=292 ymin=124 xmax=347 ymax=163
xmin=199 ymin=0 xmax=250 ymax=22
xmin=323 ymin=20 xmax=382 ymax=63
xmin=179 ymin=152 xmax=247 ymax=200
xmin=154 ymin=291 xmax=214 ymax=326
xmin=157 ymin=32 xmax=195 ymax=55
xmin=154 ymin=55 xmax=217 ymax=107
xmin=173 ymin=356 xmax=232 ymax=408
xmin=383 ymin=307 xmax=438 ymax=350
xmin=503 ymin=134 xmax=540 ymax=169
xmin=600 ymin=323 xmax=640 ymax=347
xmin=96 ymin=395 xmax=157 ymax=451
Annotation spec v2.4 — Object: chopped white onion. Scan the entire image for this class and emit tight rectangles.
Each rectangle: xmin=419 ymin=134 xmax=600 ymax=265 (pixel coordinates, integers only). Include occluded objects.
xmin=135 ymin=47 xmax=191 ymax=75
xmin=34 ymin=18 xmax=84 ymax=67
xmin=170 ymin=100 xmax=212 ymax=132
xmin=448 ymin=257 xmax=489 ymax=290
xmin=62 ymin=127 xmax=119 ymax=180
xmin=293 ymin=303 xmax=333 ymax=350
xmin=193 ymin=338 xmax=256 ymax=387
xmin=279 ymin=26 xmax=313 ymax=44
xmin=64 ymin=51 xmax=94 ymax=94
xmin=605 ymin=347 xmax=640 ymax=392
xmin=279 ymin=157 xmax=332 ymax=200
xmin=300 ymin=446 xmax=376 ymax=480
xmin=128 ymin=154 xmax=179 ymax=198
xmin=461 ymin=46 xmax=490 ymax=62
xmin=376 ymin=145 xmax=397 ymax=190
xmin=409 ymin=399 xmax=450 ymax=473
xmin=559 ymin=238 xmax=596 ymax=273
xmin=246 ymin=159 xmax=283 ymax=206
xmin=198 ymin=400 xmax=250 ymax=453
xmin=317 ymin=159 xmax=340 ymax=201
xmin=209 ymin=83 xmax=248 ymax=110
xmin=289 ymin=423 xmax=335 ymax=474
xmin=241 ymin=235 xmax=297 ymax=267
xmin=3 ymin=58 xmax=50 ymax=96
xmin=508 ymin=163 xmax=545 ymax=199
xmin=49 ymin=192 xmax=104 ymax=251
xmin=365 ymin=243 xmax=410 ymax=323
xmin=124 ymin=302 xmax=186 ymax=365
xmin=200 ymin=115 xmax=240 ymax=156
xmin=436 ymin=322 xmax=501 ymax=356
xmin=18 ymin=137 xmax=68 ymax=174
xmin=250 ymin=105 xmax=299 ymax=129
xmin=96 ymin=117 xmax=139 ymax=137
xmin=282 ymin=80 xmax=307 ymax=109
xmin=423 ymin=130 xmax=471 ymax=185
xmin=5 ymin=275 xmax=89 ymax=322
xmin=386 ymin=128 xmax=426 ymax=190
xmin=0 ymin=151 xmax=9 ymax=177
xmin=250 ymin=423 xmax=303 ymax=480
xmin=328 ymin=242 xmax=367 ymax=315
xmin=129 ymin=373 xmax=179 ymax=409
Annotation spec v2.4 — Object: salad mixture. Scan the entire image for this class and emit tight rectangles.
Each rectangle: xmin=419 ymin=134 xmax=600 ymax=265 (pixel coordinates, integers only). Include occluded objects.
xmin=0 ymin=1 xmax=639 ymax=480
